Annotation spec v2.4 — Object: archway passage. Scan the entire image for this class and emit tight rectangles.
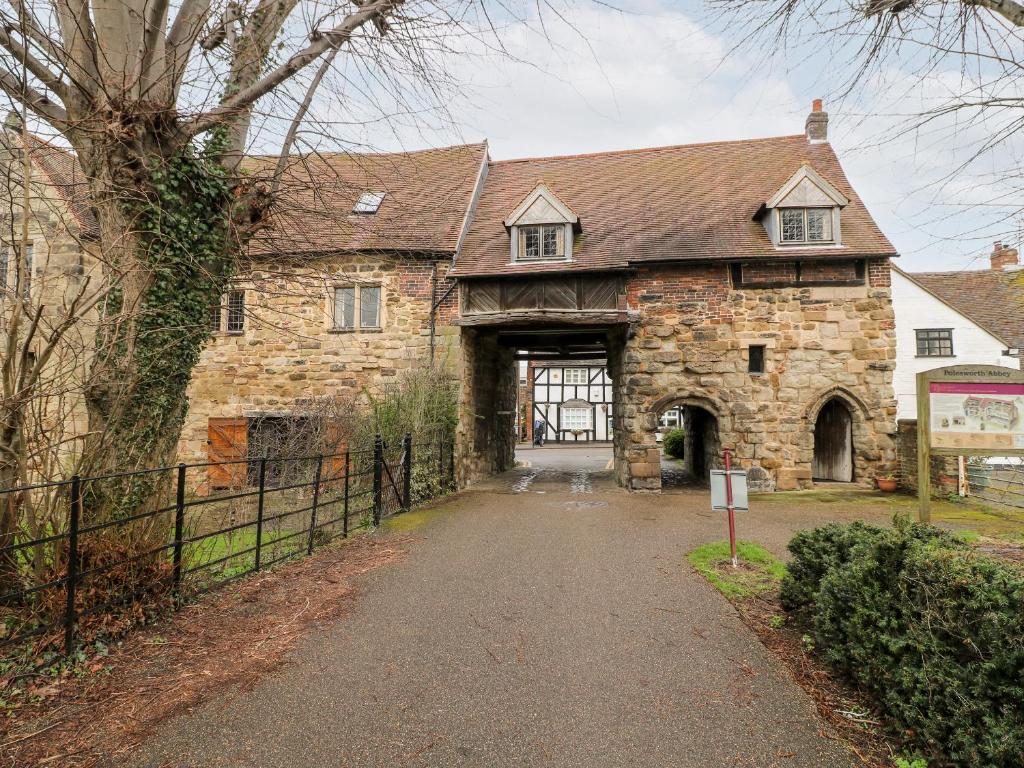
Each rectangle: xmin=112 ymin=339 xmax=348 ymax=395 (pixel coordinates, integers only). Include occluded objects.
xmin=813 ymin=398 xmax=854 ymax=482
xmin=659 ymin=403 xmax=719 ymax=488
xmin=456 ymin=323 xmax=628 ymax=488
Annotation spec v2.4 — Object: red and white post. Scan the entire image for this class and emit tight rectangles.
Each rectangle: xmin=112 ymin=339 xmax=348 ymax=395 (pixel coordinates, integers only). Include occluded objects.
xmin=723 ymin=448 xmax=738 ymax=568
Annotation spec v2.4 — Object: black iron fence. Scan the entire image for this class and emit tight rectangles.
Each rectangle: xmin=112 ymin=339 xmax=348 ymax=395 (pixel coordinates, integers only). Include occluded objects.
xmin=0 ymin=433 xmax=455 ymax=663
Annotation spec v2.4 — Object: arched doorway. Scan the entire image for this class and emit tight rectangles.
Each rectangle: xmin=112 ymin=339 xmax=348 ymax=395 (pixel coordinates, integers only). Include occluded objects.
xmin=657 ymin=401 xmax=720 ymax=487
xmin=813 ymin=398 xmax=854 ymax=482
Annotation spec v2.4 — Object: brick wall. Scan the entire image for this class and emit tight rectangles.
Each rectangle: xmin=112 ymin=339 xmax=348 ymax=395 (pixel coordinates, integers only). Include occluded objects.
xmin=895 ymin=419 xmax=959 ymax=493
xmin=868 ymin=258 xmax=891 ymax=287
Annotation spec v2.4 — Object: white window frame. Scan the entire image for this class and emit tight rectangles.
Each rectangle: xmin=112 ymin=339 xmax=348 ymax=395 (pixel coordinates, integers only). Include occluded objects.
xmin=333 ymin=284 xmax=383 ymax=331
xmin=563 ymin=368 xmax=588 ymax=385
xmin=561 ymin=406 xmax=592 ymax=431
xmin=778 ymin=207 xmax=834 ymax=244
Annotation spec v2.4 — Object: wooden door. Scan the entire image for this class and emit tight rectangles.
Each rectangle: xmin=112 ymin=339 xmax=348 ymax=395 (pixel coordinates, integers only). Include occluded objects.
xmin=813 ymin=400 xmax=853 ymax=482
xmin=207 ymin=417 xmax=248 ymax=489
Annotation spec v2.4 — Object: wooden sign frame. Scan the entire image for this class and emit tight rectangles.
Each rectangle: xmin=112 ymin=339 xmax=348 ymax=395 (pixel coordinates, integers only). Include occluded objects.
xmin=916 ymin=364 xmax=1024 ymax=521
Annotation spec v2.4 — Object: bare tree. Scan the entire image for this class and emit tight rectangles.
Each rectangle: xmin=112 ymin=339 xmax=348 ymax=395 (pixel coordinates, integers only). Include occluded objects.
xmin=0 ymin=0 xmax=513 ymax=520
xmin=710 ymin=0 xmax=1024 ymax=245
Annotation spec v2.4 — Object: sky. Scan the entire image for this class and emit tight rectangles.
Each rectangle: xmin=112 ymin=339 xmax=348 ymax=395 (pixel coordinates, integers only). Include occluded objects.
xmin=297 ymin=0 xmax=1021 ymax=273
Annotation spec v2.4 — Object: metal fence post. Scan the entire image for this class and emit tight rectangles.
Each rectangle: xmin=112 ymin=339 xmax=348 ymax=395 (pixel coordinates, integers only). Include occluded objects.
xmin=342 ymin=451 xmax=350 ymax=538
xmin=172 ymin=463 xmax=186 ymax=601
xmin=64 ymin=475 xmax=82 ymax=656
xmin=372 ymin=436 xmax=383 ymax=526
xmin=307 ymin=455 xmax=323 ymax=555
xmin=254 ymin=456 xmax=267 ymax=571
xmin=448 ymin=439 xmax=456 ymax=490
xmin=402 ymin=433 xmax=412 ymax=511
xmin=437 ymin=435 xmax=444 ymax=494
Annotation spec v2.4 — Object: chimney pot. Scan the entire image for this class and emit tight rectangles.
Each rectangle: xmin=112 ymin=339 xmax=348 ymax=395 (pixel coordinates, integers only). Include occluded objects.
xmin=806 ymin=100 xmax=828 ymax=143
xmin=991 ymin=241 xmax=1019 ymax=271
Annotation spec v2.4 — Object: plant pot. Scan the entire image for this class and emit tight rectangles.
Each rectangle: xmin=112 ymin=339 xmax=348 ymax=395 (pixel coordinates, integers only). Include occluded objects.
xmin=877 ymin=478 xmax=898 ymax=493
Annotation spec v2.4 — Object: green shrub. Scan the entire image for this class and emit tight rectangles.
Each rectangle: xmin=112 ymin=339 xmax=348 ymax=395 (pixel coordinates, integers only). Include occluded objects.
xmin=785 ymin=519 xmax=1022 ymax=767
xmin=662 ymin=428 xmax=686 ymax=459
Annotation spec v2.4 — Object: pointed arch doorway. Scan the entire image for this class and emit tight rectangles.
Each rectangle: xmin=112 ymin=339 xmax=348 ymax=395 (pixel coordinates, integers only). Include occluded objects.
xmin=813 ymin=398 xmax=854 ymax=482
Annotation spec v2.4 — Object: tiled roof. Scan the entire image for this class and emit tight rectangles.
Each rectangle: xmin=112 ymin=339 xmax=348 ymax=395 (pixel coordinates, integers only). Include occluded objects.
xmin=453 ymin=135 xmax=896 ymax=277
xmin=907 ymin=267 xmax=1024 ymax=348
xmin=246 ymin=143 xmax=487 ymax=256
xmin=20 ymin=134 xmax=98 ymax=238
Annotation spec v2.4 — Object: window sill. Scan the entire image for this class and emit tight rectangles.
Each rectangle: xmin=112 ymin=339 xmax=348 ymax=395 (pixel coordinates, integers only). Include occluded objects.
xmin=508 ymin=257 xmax=573 ymax=265
xmin=329 ymin=327 xmax=384 ymax=334
xmin=915 ymin=354 xmax=955 ymax=359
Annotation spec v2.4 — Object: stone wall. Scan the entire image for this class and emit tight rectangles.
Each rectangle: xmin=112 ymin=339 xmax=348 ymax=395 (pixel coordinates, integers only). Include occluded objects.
xmin=178 ymin=253 xmax=459 ymax=464
xmin=895 ymin=419 xmax=959 ymax=494
xmin=455 ymin=327 xmax=517 ymax=486
xmin=616 ymin=258 xmax=898 ymax=491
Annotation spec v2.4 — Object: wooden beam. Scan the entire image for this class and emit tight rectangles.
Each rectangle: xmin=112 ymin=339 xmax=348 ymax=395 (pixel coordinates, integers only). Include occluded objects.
xmin=453 ymin=310 xmax=628 ymax=328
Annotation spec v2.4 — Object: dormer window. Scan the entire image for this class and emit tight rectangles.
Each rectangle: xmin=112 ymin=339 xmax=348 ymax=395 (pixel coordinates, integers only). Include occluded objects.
xmin=779 ymin=208 xmax=833 ymax=244
xmin=353 ymin=191 xmax=384 ymax=214
xmin=503 ymin=183 xmax=579 ymax=264
xmin=521 ymin=225 xmax=565 ymax=260
xmin=761 ymin=165 xmax=848 ymax=249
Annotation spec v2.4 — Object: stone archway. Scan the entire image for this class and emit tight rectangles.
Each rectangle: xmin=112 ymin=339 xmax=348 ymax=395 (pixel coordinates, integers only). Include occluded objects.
xmin=651 ymin=394 xmax=723 ymax=488
xmin=806 ymin=387 xmax=871 ymax=485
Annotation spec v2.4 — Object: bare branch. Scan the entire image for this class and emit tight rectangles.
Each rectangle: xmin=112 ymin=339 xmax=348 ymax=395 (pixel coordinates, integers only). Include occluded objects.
xmin=185 ymin=0 xmax=403 ymax=138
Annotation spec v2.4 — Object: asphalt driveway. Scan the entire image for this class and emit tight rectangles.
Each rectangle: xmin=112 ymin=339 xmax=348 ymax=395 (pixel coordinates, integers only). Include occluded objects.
xmin=132 ymin=459 xmax=867 ymax=767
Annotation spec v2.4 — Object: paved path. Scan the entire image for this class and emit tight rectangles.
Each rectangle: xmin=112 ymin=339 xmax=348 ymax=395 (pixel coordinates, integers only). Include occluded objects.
xmin=133 ymin=460 xmax=860 ymax=768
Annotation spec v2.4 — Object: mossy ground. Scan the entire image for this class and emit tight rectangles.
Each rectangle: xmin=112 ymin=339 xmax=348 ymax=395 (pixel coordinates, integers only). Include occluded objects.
xmin=755 ymin=488 xmax=1024 ymax=542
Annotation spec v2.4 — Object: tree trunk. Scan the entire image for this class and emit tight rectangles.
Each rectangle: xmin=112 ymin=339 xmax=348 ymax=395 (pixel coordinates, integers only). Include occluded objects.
xmin=75 ymin=125 xmax=244 ymax=522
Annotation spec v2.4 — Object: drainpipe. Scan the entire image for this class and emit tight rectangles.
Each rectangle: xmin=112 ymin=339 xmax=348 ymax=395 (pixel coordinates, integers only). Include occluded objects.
xmin=429 ymin=262 xmax=437 ymax=365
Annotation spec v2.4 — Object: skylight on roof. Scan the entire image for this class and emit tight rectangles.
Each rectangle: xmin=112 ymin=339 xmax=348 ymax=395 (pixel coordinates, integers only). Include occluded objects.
xmin=353 ymin=191 xmax=385 ymax=214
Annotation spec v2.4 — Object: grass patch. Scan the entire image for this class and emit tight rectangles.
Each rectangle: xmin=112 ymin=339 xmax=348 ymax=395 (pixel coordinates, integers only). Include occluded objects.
xmin=687 ymin=540 xmax=786 ymax=599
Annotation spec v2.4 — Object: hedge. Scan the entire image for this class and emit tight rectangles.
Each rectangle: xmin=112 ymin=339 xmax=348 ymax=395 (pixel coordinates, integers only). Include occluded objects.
xmin=781 ymin=519 xmax=1024 ymax=767
xmin=662 ymin=428 xmax=685 ymax=459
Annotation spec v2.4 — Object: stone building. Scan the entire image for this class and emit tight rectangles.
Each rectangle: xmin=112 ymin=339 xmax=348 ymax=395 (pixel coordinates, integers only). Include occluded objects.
xmin=452 ymin=102 xmax=899 ymax=490
xmin=6 ymin=103 xmax=902 ymax=494
xmin=179 ymin=143 xmax=487 ymax=468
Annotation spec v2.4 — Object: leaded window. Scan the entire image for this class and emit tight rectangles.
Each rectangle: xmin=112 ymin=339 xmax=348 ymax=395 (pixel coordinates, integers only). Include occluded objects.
xmin=226 ymin=290 xmax=245 ymax=333
xmin=518 ymin=225 xmax=565 ymax=260
xmin=779 ymin=208 xmax=834 ymax=244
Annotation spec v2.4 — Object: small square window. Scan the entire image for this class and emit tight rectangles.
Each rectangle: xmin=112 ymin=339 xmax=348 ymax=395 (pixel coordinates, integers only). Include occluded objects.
xmin=226 ymin=290 xmax=245 ymax=333
xmin=352 ymin=191 xmax=385 ymax=214
xmin=748 ymin=345 xmax=765 ymax=374
xmin=915 ymin=329 xmax=953 ymax=357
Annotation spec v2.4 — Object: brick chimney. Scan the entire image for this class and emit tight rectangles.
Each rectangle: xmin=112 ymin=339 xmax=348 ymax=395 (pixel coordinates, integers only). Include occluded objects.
xmin=806 ymin=99 xmax=828 ymax=143
xmin=991 ymin=241 xmax=1019 ymax=270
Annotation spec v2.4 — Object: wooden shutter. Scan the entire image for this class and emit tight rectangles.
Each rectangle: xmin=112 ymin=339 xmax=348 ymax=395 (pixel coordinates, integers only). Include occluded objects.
xmin=208 ymin=417 xmax=248 ymax=489
xmin=323 ymin=419 xmax=349 ymax=488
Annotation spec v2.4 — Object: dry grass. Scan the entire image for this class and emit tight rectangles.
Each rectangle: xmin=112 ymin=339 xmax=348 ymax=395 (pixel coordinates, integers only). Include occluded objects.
xmin=0 ymin=534 xmax=407 ymax=768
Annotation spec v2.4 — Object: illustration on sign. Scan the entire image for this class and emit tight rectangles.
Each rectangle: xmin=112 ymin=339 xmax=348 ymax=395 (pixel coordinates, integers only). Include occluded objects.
xmin=929 ymin=382 xmax=1024 ymax=450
